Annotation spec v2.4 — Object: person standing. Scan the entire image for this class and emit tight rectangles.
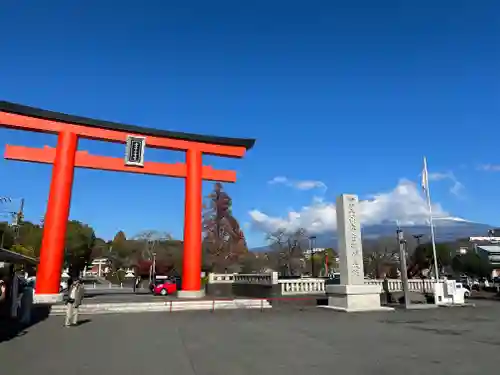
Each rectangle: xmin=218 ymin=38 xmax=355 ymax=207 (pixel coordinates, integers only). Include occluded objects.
xmin=19 ymin=276 xmax=35 ymax=326
xmin=65 ymin=278 xmax=84 ymax=327
xmin=134 ymin=276 xmax=140 ymax=293
xmin=9 ymin=265 xmax=20 ymax=319
xmin=0 ymin=277 xmax=7 ymax=318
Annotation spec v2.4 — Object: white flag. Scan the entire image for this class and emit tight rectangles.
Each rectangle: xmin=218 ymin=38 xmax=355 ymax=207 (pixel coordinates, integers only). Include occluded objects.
xmin=421 ymin=157 xmax=429 ymax=193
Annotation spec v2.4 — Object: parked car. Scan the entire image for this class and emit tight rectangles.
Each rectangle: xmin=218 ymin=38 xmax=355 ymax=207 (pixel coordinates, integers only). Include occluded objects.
xmin=151 ymin=276 xmax=178 ymax=296
xmin=455 ymin=282 xmax=470 ymax=299
xmin=149 ymin=275 xmax=169 ymax=292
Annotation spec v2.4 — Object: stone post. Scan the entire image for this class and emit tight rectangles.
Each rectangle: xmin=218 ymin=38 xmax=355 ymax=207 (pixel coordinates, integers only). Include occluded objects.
xmin=323 ymin=194 xmax=393 ymax=312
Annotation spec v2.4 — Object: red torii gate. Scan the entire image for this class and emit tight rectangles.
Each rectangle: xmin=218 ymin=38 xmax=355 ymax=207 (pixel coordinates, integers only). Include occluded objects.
xmin=0 ymin=101 xmax=255 ymax=302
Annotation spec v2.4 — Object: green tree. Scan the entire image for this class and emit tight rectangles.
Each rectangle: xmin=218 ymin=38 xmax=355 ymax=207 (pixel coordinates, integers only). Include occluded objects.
xmin=10 ymin=243 xmax=36 ymax=258
xmin=452 ymin=253 xmax=492 ymax=278
xmin=0 ymin=222 xmax=15 ymax=249
xmin=115 ymin=268 xmax=126 ymax=283
xmin=18 ymin=221 xmax=43 ymax=256
xmin=411 ymin=242 xmax=452 ymax=275
xmin=109 ymin=231 xmax=130 ymax=269
xmin=91 ymin=237 xmax=110 ymax=259
xmin=65 ymin=220 xmax=96 ymax=274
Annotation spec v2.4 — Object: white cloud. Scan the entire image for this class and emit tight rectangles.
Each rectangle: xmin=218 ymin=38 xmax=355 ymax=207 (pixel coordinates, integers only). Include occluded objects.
xmin=249 ymin=179 xmax=463 ymax=234
xmin=268 ymin=176 xmax=327 ymax=191
xmin=478 ymin=164 xmax=500 ymax=172
xmin=428 ymin=171 xmax=464 ymax=197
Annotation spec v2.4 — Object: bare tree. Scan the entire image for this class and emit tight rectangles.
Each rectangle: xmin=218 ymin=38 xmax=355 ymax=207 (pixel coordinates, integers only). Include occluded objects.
xmin=133 ymin=230 xmax=172 ymax=261
xmin=363 ymin=247 xmax=399 ymax=279
xmin=267 ymin=228 xmax=308 ymax=276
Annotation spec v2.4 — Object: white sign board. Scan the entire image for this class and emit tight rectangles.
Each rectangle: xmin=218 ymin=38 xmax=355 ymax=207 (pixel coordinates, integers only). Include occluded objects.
xmin=125 ymin=135 xmax=146 ymax=167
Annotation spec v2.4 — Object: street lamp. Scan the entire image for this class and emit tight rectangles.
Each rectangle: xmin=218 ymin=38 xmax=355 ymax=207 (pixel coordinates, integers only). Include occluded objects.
xmin=309 ymin=236 xmax=317 ymax=277
xmin=412 ymin=234 xmax=424 ymax=247
xmin=397 ymin=226 xmax=411 ymax=309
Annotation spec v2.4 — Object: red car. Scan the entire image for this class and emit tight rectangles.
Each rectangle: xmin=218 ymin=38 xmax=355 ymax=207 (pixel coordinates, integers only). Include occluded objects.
xmin=151 ymin=277 xmax=178 ymax=296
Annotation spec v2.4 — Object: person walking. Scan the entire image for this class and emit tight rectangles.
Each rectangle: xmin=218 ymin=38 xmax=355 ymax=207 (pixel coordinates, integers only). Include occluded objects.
xmin=65 ymin=278 xmax=84 ymax=327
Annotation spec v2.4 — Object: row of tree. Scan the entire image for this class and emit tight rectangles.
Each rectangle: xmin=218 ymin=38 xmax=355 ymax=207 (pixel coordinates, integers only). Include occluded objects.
xmin=0 ymin=182 xmax=494 ymax=280
xmin=0 ymin=183 xmax=252 ymax=277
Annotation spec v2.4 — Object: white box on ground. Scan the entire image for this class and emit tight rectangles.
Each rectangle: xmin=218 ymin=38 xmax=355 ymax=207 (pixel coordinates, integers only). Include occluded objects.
xmin=433 ymin=280 xmax=465 ymax=305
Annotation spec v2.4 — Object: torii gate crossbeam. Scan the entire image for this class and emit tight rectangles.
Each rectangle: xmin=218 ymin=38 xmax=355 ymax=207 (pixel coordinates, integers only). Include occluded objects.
xmin=0 ymin=101 xmax=255 ymax=302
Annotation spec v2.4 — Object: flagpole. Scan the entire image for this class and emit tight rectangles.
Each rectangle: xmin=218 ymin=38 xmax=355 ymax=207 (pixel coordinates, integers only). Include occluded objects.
xmin=423 ymin=157 xmax=440 ymax=281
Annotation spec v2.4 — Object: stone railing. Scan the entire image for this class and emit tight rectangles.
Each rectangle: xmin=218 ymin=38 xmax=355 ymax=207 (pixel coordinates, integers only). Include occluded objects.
xmin=208 ymin=273 xmax=438 ymax=296
xmin=208 ymin=273 xmax=324 ymax=295
xmin=234 ymin=273 xmax=278 ymax=285
xmin=207 ymin=273 xmax=235 ymax=283
xmin=279 ymin=278 xmax=326 ymax=295
xmin=208 ymin=273 xmax=278 ymax=285
xmin=364 ymin=279 xmax=436 ymax=293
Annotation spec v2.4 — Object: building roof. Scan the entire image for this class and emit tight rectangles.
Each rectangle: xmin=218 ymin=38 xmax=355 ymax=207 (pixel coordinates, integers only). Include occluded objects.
xmin=477 ymin=245 xmax=500 ymax=253
xmin=0 ymin=247 xmax=38 ymax=265
xmin=0 ymin=101 xmax=256 ymax=150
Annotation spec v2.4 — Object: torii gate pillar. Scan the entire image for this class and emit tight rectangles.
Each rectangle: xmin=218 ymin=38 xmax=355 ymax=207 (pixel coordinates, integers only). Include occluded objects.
xmin=36 ymin=131 xmax=78 ymax=302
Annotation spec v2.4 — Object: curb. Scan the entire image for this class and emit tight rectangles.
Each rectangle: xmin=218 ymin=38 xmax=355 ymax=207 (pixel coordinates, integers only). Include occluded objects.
xmin=49 ymin=299 xmax=273 ymax=315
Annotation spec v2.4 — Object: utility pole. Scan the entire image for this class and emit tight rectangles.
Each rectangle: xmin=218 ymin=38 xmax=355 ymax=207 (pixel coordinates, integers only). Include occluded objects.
xmin=12 ymin=198 xmax=24 ymax=242
xmin=0 ymin=197 xmax=12 ymax=248
xmin=0 ymin=197 xmax=24 ymax=247
xmin=397 ymin=225 xmax=411 ymax=309
xmin=152 ymin=252 xmax=157 ymax=280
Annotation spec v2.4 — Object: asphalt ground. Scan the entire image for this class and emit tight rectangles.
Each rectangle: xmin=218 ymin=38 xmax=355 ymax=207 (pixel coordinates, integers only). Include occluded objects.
xmin=1 ymin=299 xmax=498 ymax=375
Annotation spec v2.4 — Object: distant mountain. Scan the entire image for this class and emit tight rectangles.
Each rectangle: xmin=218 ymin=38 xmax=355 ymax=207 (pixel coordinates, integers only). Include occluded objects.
xmin=252 ymin=218 xmax=492 ymax=252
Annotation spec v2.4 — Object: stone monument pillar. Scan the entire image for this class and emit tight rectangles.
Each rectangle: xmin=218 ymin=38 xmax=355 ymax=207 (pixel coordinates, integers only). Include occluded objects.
xmin=324 ymin=194 xmax=392 ymax=312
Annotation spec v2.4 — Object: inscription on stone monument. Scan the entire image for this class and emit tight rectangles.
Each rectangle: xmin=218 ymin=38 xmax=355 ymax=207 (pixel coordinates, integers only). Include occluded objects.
xmin=348 ymin=200 xmax=361 ymax=277
xmin=336 ymin=194 xmax=365 ymax=285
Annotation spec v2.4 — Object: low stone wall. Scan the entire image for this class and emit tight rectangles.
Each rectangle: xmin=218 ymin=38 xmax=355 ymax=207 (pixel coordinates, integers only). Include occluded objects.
xmin=206 ymin=273 xmax=439 ymax=300
xmin=206 ymin=273 xmax=281 ymax=299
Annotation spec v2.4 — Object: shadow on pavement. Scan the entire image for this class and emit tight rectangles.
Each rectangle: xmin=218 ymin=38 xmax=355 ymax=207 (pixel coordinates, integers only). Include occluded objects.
xmin=0 ymin=305 xmax=51 ymax=344
xmin=74 ymin=319 xmax=91 ymax=326
xmin=84 ymin=292 xmax=140 ymax=298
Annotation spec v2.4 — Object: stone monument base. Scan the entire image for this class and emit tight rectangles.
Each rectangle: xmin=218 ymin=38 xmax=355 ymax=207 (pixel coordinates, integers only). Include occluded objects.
xmin=177 ymin=289 xmax=206 ymax=299
xmin=321 ymin=284 xmax=394 ymax=312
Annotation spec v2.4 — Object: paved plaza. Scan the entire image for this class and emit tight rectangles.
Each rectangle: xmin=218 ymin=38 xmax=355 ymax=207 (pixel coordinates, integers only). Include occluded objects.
xmin=1 ymin=300 xmax=499 ymax=375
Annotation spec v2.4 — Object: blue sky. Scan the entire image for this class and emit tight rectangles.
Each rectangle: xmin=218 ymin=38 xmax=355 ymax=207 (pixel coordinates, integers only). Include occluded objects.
xmin=0 ymin=1 xmax=499 ymax=247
